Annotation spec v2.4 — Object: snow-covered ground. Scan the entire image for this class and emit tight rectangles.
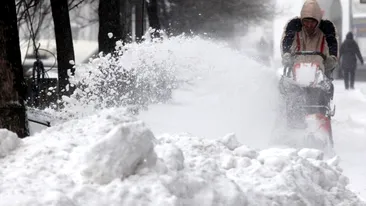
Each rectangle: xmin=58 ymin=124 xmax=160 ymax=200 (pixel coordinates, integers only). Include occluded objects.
xmin=332 ymin=81 xmax=366 ymax=198
xmin=1 ymin=36 xmax=366 ymax=205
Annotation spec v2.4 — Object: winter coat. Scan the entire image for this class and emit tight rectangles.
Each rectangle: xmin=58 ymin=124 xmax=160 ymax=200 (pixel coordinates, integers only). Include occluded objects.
xmin=281 ymin=0 xmax=338 ymax=72
xmin=340 ymin=32 xmax=364 ymax=70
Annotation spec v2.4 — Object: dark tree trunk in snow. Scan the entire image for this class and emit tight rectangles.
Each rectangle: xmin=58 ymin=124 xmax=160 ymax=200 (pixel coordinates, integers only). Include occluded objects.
xmin=146 ymin=0 xmax=161 ymax=38
xmin=98 ymin=0 xmax=123 ymax=54
xmin=0 ymin=0 xmax=29 ymax=138
xmin=50 ymin=0 xmax=76 ymax=97
xmin=121 ymin=0 xmax=132 ymax=43
xmin=135 ymin=0 xmax=144 ymax=41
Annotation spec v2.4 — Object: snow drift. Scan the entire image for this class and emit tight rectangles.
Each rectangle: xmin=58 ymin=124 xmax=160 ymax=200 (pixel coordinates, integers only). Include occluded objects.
xmin=1 ymin=107 xmax=365 ymax=206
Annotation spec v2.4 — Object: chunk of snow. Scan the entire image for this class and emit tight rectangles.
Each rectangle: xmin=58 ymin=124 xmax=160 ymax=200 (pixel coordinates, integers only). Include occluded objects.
xmin=327 ymin=155 xmax=341 ymax=167
xmin=115 ymin=40 xmax=123 ymax=50
xmin=218 ymin=133 xmax=241 ymax=150
xmin=298 ymin=148 xmax=324 ymax=160
xmin=0 ymin=129 xmax=21 ymax=158
xmin=233 ymin=144 xmax=258 ymax=159
xmin=81 ymin=121 xmax=156 ymax=184
xmin=236 ymin=156 xmax=252 ymax=168
xmin=220 ymin=154 xmax=236 ymax=169
xmin=155 ymin=143 xmax=184 ymax=171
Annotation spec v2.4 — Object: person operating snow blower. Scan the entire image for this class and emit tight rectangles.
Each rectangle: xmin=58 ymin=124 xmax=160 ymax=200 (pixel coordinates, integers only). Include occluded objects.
xmin=281 ymin=0 xmax=338 ymax=76
xmin=277 ymin=0 xmax=339 ymax=150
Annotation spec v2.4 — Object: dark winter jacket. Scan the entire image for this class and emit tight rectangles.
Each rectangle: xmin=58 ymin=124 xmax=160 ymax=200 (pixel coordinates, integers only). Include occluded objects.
xmin=281 ymin=18 xmax=338 ymax=57
xmin=340 ymin=32 xmax=364 ymax=70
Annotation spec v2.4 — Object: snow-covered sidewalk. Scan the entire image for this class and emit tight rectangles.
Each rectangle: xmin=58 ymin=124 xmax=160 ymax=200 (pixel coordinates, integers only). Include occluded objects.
xmin=332 ymin=81 xmax=366 ymax=199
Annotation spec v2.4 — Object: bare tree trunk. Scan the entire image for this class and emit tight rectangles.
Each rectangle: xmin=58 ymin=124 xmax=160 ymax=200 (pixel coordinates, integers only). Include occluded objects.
xmin=98 ymin=0 xmax=122 ymax=54
xmin=122 ymin=0 xmax=132 ymax=43
xmin=157 ymin=0 xmax=171 ymax=35
xmin=146 ymin=0 xmax=161 ymax=38
xmin=0 ymin=0 xmax=29 ymax=138
xmin=50 ymin=0 xmax=76 ymax=97
xmin=135 ymin=0 xmax=144 ymax=41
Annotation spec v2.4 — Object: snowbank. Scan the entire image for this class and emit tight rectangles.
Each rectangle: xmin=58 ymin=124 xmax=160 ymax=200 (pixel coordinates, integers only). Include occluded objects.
xmin=0 ymin=108 xmax=364 ymax=206
xmin=163 ymin=134 xmax=364 ymax=206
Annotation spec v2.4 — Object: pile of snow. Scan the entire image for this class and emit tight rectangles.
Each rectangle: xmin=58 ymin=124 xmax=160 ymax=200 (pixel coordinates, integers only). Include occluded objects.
xmin=163 ymin=134 xmax=363 ymax=205
xmin=1 ymin=108 xmax=364 ymax=205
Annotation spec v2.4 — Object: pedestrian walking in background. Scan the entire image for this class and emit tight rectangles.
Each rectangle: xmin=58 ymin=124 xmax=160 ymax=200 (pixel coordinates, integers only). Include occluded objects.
xmin=340 ymin=32 xmax=364 ymax=90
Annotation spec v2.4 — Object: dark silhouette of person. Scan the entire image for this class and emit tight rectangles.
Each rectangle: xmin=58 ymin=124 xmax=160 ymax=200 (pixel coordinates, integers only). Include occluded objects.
xmin=340 ymin=32 xmax=364 ymax=90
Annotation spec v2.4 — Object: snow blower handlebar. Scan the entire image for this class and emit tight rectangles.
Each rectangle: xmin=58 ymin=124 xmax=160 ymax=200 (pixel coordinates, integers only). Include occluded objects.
xmin=283 ymin=51 xmax=327 ymax=77
xmin=292 ymin=51 xmax=327 ymax=61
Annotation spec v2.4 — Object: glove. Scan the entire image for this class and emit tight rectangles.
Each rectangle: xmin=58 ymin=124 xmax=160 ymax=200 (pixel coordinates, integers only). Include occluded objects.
xmin=282 ymin=53 xmax=292 ymax=66
xmin=324 ymin=55 xmax=338 ymax=70
xmin=361 ymin=59 xmax=364 ymax=65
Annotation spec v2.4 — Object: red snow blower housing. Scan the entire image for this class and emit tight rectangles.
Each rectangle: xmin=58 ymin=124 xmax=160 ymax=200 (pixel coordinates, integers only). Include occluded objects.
xmin=279 ymin=51 xmax=335 ymax=147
